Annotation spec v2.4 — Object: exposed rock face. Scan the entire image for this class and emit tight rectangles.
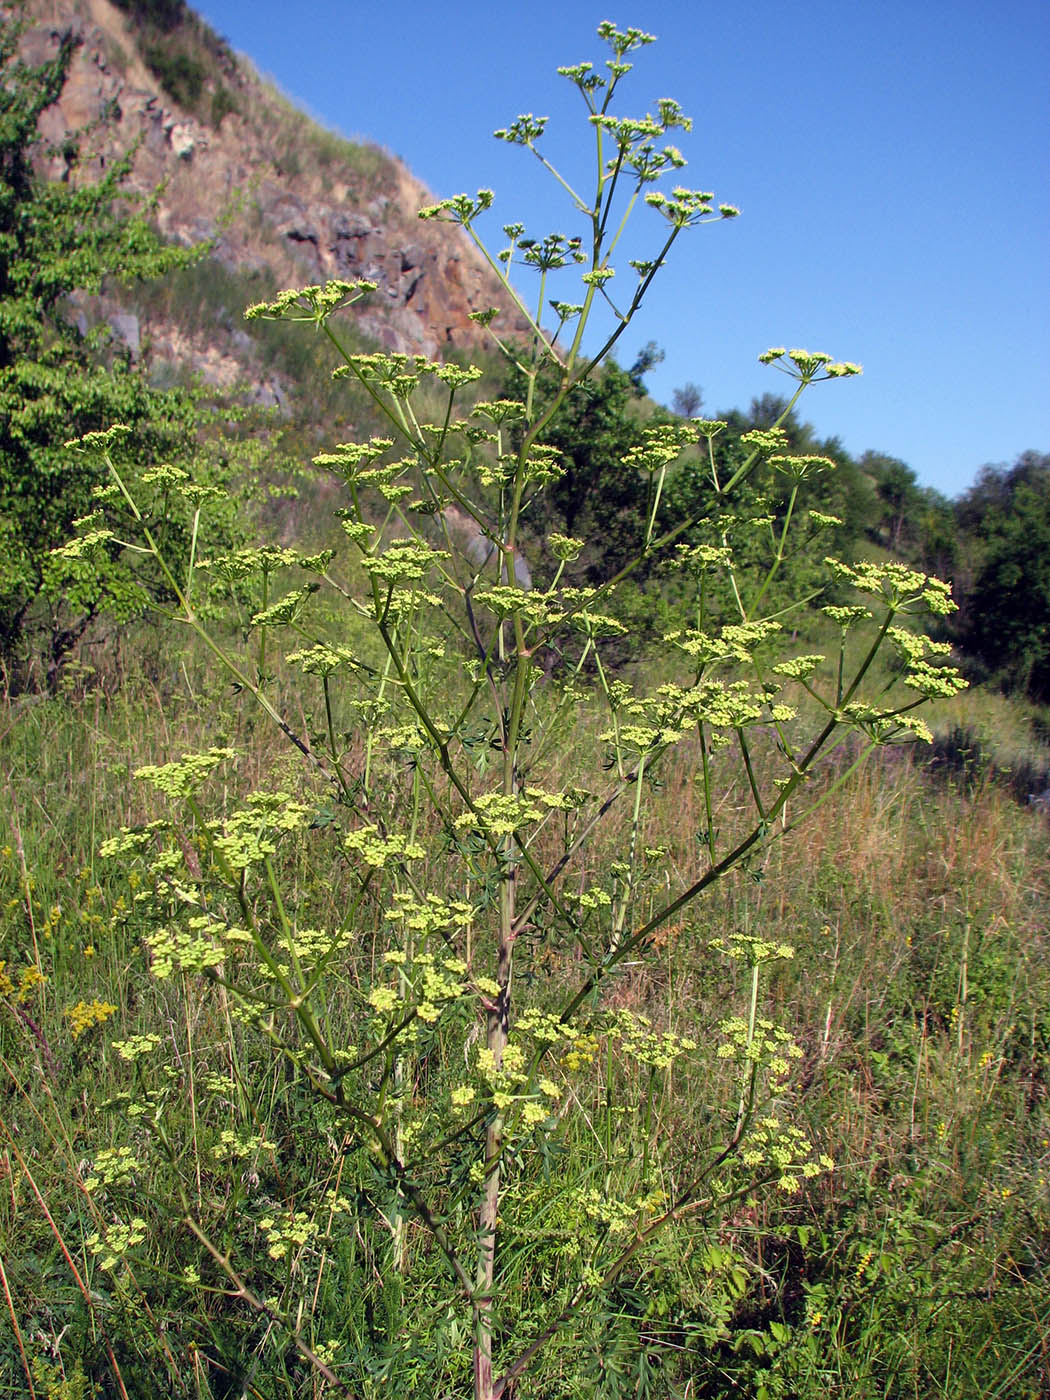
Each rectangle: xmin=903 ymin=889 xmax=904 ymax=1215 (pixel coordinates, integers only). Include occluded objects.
xmin=19 ymin=0 xmax=526 ymax=375
xmin=107 ymin=311 xmax=140 ymax=356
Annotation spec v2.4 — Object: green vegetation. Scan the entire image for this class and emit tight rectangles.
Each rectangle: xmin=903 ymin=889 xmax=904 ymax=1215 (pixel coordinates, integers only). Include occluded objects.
xmin=114 ymin=0 xmax=392 ymax=180
xmin=850 ymin=449 xmax=1050 ymax=703
xmin=260 ymin=82 xmax=395 ymax=196
xmin=0 ymin=16 xmax=1047 ymax=1400
xmin=143 ymin=44 xmax=206 ymax=108
xmin=954 ymin=453 xmax=1050 ymax=700
xmin=133 ymin=256 xmax=393 ymax=430
xmin=111 ymin=0 xmax=240 ymax=131
xmin=0 ymin=17 xmax=247 ymax=686
xmin=3 ymin=674 xmax=1047 ymax=1397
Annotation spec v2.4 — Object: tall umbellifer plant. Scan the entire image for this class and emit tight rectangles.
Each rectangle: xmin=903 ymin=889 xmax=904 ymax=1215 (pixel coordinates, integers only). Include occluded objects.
xmin=68 ymin=22 xmax=964 ymax=1398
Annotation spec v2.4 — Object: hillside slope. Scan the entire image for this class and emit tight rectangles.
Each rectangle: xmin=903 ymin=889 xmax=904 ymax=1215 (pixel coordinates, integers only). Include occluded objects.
xmin=18 ymin=0 xmax=525 ymax=397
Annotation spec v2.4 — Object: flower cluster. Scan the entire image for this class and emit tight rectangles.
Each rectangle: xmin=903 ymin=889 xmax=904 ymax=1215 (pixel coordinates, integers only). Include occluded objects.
xmin=284 ymin=643 xmax=357 ymax=678
xmin=736 ymin=1116 xmax=834 ymax=1194
xmin=621 ymin=423 xmax=695 ymax=475
xmin=255 ymin=1208 xmax=319 ymax=1261
xmin=372 ymin=950 xmax=471 ymax=1025
xmin=250 ymin=585 xmax=318 ymax=629
xmin=360 ymin=540 xmax=449 ymax=587
xmin=455 ymin=792 xmax=544 ymax=839
xmin=758 ymin=348 xmax=862 ymax=380
xmin=344 ymin=825 xmax=426 ymax=870
xmin=577 ymin=1183 xmax=667 ymax=1237
xmin=244 ymin=279 xmax=376 ymax=324
xmin=85 ymin=1216 xmax=149 ymax=1271
xmin=644 ymin=187 xmax=736 ymax=228
xmin=64 ymin=998 xmax=117 ymax=1039
xmin=665 ymin=618 xmax=782 ymax=665
xmin=516 ymin=1007 xmax=697 ymax=1075
xmin=709 ymin=932 xmax=796 ymax=967
xmin=133 ymin=748 xmax=236 ymax=801
xmin=212 ymin=1129 xmax=277 ymax=1162
xmin=83 ymin=1146 xmax=138 ymax=1192
xmin=772 ymin=653 xmax=826 ymax=681
xmin=144 ymin=918 xmax=226 ymax=980
xmin=603 ymin=1009 xmax=699 ymax=1068
xmin=824 ymin=557 xmax=956 ymax=616
xmin=211 ymin=792 xmax=312 ymax=870
xmin=385 ymin=890 xmax=474 ymax=939
xmin=111 ymin=1033 xmax=163 ymax=1061
xmin=0 ymin=961 xmax=46 ymax=1004
xmin=313 ymin=436 xmax=393 ymax=479
xmin=418 ymin=189 xmax=495 ymax=226
xmin=599 ymin=675 xmax=790 ymax=760
xmin=716 ymin=1015 xmax=804 ymax=1081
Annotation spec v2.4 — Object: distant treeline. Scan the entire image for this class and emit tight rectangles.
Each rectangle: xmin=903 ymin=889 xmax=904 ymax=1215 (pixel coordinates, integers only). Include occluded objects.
xmin=510 ymin=356 xmax=1050 ymax=702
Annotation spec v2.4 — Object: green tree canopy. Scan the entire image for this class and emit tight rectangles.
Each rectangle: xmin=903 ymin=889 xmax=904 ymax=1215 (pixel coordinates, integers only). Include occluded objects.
xmin=0 ymin=17 xmax=218 ymax=680
xmin=502 ymin=359 xmax=654 ymax=583
xmin=954 ymin=452 xmax=1050 ymax=699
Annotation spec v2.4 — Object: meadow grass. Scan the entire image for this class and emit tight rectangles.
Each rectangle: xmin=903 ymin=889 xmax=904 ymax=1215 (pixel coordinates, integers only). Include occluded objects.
xmin=1 ymin=653 xmax=1047 ymax=1397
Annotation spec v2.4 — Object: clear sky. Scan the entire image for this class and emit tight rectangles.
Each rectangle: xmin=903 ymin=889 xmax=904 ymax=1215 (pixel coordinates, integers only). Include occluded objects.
xmin=193 ymin=0 xmax=1048 ymax=498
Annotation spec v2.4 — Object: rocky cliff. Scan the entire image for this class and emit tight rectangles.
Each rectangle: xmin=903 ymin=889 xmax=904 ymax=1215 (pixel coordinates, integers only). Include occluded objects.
xmin=18 ymin=0 xmax=525 ymax=398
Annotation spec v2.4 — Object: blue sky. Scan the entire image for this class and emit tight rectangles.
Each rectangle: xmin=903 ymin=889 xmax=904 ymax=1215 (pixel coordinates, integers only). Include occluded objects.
xmin=193 ymin=0 xmax=1048 ymax=498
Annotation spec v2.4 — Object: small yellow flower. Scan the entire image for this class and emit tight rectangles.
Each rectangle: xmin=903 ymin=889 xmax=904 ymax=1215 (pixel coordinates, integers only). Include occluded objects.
xmin=17 ymin=966 xmax=45 ymax=1003
xmin=368 ymin=986 xmax=398 ymax=1015
xmin=64 ymin=999 xmax=117 ymax=1039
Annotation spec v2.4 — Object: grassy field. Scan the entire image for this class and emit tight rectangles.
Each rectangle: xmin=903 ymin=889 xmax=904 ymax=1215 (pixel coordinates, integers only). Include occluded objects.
xmin=2 ymin=648 xmax=1047 ymax=1398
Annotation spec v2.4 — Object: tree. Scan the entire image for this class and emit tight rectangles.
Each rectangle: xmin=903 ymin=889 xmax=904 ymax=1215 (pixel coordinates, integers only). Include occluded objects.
xmin=627 ymin=338 xmax=664 ymax=394
xmin=859 ymin=451 xmax=923 ymax=550
xmin=913 ymin=484 xmax=958 ymax=580
xmin=955 ymin=452 xmax=1050 ymax=699
xmin=0 ymin=17 xmax=207 ymax=679
xmin=671 ymin=380 xmax=702 ymax=418
xmin=502 ymin=360 xmax=652 ymax=582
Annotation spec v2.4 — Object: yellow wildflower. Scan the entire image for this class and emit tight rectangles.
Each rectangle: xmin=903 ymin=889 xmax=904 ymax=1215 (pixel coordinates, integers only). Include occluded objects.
xmin=65 ymin=999 xmax=117 ymax=1039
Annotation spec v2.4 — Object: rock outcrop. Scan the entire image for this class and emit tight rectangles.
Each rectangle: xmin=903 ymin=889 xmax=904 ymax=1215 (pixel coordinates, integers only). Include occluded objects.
xmin=18 ymin=0 xmax=526 ymax=383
